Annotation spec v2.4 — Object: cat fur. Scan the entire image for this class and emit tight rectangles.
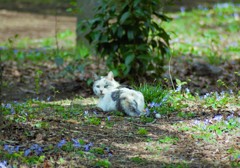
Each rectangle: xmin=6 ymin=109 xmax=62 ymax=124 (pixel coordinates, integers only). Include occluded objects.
xmin=93 ymin=71 xmax=145 ymax=117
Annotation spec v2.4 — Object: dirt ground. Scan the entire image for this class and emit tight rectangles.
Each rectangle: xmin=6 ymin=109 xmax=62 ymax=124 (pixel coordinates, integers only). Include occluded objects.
xmin=0 ymin=9 xmax=76 ymax=42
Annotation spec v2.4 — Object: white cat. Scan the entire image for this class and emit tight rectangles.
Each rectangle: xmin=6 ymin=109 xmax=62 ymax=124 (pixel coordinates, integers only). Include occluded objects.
xmin=93 ymin=71 xmax=145 ymax=117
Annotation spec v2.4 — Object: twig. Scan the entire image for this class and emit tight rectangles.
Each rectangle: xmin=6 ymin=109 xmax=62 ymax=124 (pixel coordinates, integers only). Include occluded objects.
xmin=131 ymin=119 xmax=157 ymax=127
xmin=168 ymin=48 xmax=175 ymax=90
xmin=54 ymin=9 xmax=59 ymax=54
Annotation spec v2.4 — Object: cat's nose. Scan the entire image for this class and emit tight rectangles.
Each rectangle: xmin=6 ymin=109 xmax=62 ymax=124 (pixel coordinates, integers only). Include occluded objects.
xmin=100 ymin=90 xmax=103 ymax=94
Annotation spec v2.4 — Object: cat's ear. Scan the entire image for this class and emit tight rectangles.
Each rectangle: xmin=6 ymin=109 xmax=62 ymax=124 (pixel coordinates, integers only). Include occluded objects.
xmin=106 ymin=71 xmax=114 ymax=81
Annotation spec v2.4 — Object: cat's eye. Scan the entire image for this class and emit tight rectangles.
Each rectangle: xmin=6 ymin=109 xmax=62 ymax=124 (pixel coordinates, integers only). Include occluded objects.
xmin=96 ymin=85 xmax=100 ymax=88
xmin=104 ymin=85 xmax=108 ymax=88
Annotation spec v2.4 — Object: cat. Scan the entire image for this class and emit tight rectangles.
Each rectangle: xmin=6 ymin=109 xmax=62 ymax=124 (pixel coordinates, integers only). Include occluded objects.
xmin=93 ymin=71 xmax=145 ymax=117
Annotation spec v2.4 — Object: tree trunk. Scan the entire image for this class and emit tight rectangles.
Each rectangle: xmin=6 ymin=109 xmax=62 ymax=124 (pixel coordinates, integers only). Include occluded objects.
xmin=76 ymin=0 xmax=98 ymax=48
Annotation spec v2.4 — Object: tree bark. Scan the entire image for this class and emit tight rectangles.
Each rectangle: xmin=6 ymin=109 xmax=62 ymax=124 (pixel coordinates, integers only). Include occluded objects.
xmin=76 ymin=0 xmax=98 ymax=48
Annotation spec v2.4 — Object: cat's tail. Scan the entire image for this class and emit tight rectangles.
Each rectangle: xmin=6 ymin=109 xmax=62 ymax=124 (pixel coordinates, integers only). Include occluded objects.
xmin=118 ymin=95 xmax=144 ymax=117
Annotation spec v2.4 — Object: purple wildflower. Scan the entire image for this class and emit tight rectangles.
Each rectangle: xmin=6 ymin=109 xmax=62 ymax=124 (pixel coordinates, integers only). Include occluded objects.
xmin=175 ymin=85 xmax=182 ymax=92
xmin=84 ymin=142 xmax=93 ymax=152
xmin=0 ymin=160 xmax=7 ymax=168
xmin=193 ymin=120 xmax=201 ymax=126
xmin=5 ymin=103 xmax=12 ymax=109
xmin=57 ymin=139 xmax=66 ymax=148
xmin=203 ymin=93 xmax=210 ymax=99
xmin=107 ymin=116 xmax=111 ymax=121
xmin=72 ymin=138 xmax=81 ymax=148
xmin=24 ymin=149 xmax=31 ymax=156
xmin=10 ymin=108 xmax=15 ymax=114
xmin=13 ymin=49 xmax=18 ymax=54
xmin=204 ymin=119 xmax=212 ymax=126
xmin=145 ymin=108 xmax=150 ymax=116
xmin=47 ymin=96 xmax=51 ymax=101
xmin=180 ymin=6 xmax=185 ymax=13
xmin=213 ymin=115 xmax=223 ymax=122
xmin=3 ymin=145 xmax=15 ymax=154
xmin=15 ymin=146 xmax=19 ymax=152
xmin=30 ymin=144 xmax=42 ymax=155
xmin=35 ymin=146 xmax=43 ymax=155
xmin=105 ymin=147 xmax=113 ymax=157
xmin=149 ymin=102 xmax=156 ymax=108
xmin=84 ymin=111 xmax=89 ymax=116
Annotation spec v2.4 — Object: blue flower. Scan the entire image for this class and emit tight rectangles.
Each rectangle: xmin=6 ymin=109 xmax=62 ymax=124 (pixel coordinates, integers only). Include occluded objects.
xmin=213 ymin=115 xmax=223 ymax=121
xmin=84 ymin=111 xmax=89 ymax=116
xmin=149 ymin=102 xmax=156 ymax=108
xmin=24 ymin=149 xmax=31 ymax=156
xmin=203 ymin=93 xmax=210 ymax=99
xmin=15 ymin=146 xmax=19 ymax=152
xmin=175 ymin=85 xmax=182 ymax=92
xmin=29 ymin=144 xmax=42 ymax=155
xmin=57 ymin=139 xmax=66 ymax=148
xmin=185 ymin=88 xmax=190 ymax=94
xmin=5 ymin=103 xmax=12 ymax=109
xmin=3 ymin=145 xmax=9 ymax=151
xmin=35 ymin=146 xmax=43 ymax=155
xmin=72 ymin=138 xmax=81 ymax=148
xmin=193 ymin=120 xmax=201 ymax=126
xmin=105 ymin=147 xmax=113 ymax=157
xmin=84 ymin=142 xmax=93 ymax=151
xmin=107 ymin=116 xmax=111 ymax=121
xmin=227 ymin=114 xmax=234 ymax=120
xmin=47 ymin=96 xmax=51 ymax=101
xmin=204 ymin=119 xmax=211 ymax=126
xmin=0 ymin=160 xmax=7 ymax=168
xmin=145 ymin=108 xmax=150 ymax=116
xmin=180 ymin=6 xmax=185 ymax=13
xmin=3 ymin=145 xmax=15 ymax=154
xmin=10 ymin=108 xmax=15 ymax=114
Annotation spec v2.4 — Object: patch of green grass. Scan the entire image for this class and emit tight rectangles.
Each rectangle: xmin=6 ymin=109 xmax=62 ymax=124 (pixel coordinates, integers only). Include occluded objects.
xmin=177 ymin=111 xmax=196 ymax=118
xmin=86 ymin=117 xmax=101 ymax=126
xmin=163 ymin=3 xmax=240 ymax=64
xmin=94 ymin=159 xmax=111 ymax=168
xmin=90 ymin=147 xmax=105 ymax=155
xmin=137 ymin=128 xmax=148 ymax=136
xmin=158 ymin=136 xmax=179 ymax=144
xmin=130 ymin=156 xmax=145 ymax=164
xmin=137 ymin=82 xmax=194 ymax=116
xmin=138 ymin=83 xmax=167 ymax=103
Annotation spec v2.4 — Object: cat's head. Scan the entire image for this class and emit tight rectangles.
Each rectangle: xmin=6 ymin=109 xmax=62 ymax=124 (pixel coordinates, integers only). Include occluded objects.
xmin=93 ymin=71 xmax=120 ymax=97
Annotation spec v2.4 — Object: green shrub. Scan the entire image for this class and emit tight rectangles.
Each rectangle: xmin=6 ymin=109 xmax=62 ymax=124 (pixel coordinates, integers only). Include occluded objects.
xmin=82 ymin=0 xmax=171 ymax=77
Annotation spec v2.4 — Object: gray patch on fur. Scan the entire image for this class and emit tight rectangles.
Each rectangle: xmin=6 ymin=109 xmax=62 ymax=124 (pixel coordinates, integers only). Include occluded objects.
xmin=117 ymin=85 xmax=133 ymax=90
xmin=111 ymin=90 xmax=121 ymax=101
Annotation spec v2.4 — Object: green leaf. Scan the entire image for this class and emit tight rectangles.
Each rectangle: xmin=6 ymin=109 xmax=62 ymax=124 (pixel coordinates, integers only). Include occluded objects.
xmin=125 ymin=54 xmax=135 ymax=65
xmin=127 ymin=30 xmax=134 ymax=40
xmin=153 ymin=12 xmax=172 ymax=22
xmin=120 ymin=11 xmax=130 ymax=24
xmin=133 ymin=0 xmax=141 ymax=8
xmin=117 ymin=26 xmax=124 ymax=38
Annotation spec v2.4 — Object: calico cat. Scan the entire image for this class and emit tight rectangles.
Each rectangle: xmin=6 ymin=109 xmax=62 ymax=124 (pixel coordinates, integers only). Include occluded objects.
xmin=93 ymin=71 xmax=145 ymax=117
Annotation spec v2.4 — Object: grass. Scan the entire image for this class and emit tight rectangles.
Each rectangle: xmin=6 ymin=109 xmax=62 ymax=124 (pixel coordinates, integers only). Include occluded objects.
xmin=163 ymin=3 xmax=240 ymax=63
xmin=1 ymin=2 xmax=240 ymax=167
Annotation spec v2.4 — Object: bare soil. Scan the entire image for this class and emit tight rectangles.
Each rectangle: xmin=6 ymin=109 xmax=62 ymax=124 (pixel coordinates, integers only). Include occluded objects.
xmin=0 ymin=10 xmax=76 ymax=42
